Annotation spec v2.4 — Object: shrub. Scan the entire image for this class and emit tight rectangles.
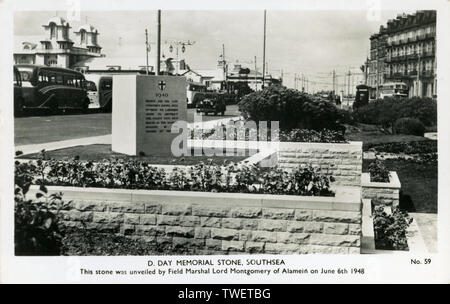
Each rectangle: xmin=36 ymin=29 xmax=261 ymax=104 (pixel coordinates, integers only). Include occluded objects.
xmin=373 ymin=206 xmax=412 ymax=250
xmin=353 ymin=97 xmax=436 ymax=129
xmin=366 ymin=140 xmax=437 ymax=154
xmin=14 ymin=184 xmax=67 ymax=255
xmin=394 ymin=117 xmax=425 ymax=136
xmin=238 ymin=86 xmax=347 ymax=132
xmin=368 ymin=159 xmax=390 ymax=182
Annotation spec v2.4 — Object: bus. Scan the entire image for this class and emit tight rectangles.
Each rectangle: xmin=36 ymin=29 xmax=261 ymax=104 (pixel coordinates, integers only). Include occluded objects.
xmin=379 ymin=82 xmax=408 ymax=98
xmin=186 ymin=81 xmax=207 ymax=108
xmin=84 ymin=74 xmax=113 ymax=112
xmin=15 ymin=64 xmax=90 ymax=115
xmin=14 ymin=66 xmax=25 ymax=116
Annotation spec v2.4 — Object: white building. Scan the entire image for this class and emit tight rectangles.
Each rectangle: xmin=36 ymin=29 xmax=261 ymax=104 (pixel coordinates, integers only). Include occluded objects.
xmin=14 ymin=17 xmax=103 ymax=68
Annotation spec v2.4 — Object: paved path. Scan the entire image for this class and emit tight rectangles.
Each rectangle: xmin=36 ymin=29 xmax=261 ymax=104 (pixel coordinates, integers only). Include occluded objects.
xmin=15 ymin=116 xmax=241 ymax=156
xmin=410 ymin=212 xmax=437 ymax=253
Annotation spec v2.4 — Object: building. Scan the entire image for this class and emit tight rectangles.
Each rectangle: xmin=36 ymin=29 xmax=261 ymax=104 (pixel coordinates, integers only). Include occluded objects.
xmin=182 ymin=60 xmax=281 ymax=96
xmin=14 ymin=17 xmax=103 ymax=69
xmin=367 ymin=26 xmax=388 ymax=99
xmin=366 ymin=10 xmax=436 ymax=98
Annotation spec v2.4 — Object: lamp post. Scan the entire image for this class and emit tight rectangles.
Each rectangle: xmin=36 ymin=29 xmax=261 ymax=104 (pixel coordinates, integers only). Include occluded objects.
xmin=165 ymin=40 xmax=195 ymax=74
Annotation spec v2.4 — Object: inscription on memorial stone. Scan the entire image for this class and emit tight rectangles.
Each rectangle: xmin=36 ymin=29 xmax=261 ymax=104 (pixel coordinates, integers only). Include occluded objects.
xmin=145 ymin=99 xmax=179 ymax=133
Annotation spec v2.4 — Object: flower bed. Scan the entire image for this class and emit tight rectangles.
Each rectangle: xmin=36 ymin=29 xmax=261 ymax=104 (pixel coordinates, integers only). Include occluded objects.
xmin=190 ymin=124 xmax=347 ymax=144
xmin=15 ymin=158 xmax=335 ymax=197
xmin=361 ymin=172 xmax=401 ymax=207
xmin=373 ymin=206 xmax=412 ymax=251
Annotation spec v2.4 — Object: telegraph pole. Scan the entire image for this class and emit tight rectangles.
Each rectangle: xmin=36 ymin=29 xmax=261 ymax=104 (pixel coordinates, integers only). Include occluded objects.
xmin=145 ymin=29 xmax=149 ymax=75
xmin=262 ymin=10 xmax=267 ymax=89
xmin=254 ymin=56 xmax=257 ymax=91
xmin=294 ymin=73 xmax=297 ymax=90
xmin=156 ymin=10 xmax=161 ymax=75
xmin=222 ymin=44 xmax=228 ymax=92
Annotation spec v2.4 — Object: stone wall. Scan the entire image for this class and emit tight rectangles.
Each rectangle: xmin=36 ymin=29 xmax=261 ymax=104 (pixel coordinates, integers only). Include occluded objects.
xmin=277 ymin=142 xmax=363 ymax=187
xmin=28 ymin=185 xmax=362 ymax=255
xmin=361 ymin=172 xmax=401 ymax=207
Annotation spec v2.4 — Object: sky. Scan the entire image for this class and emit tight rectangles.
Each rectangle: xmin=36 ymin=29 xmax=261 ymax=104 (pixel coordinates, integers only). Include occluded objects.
xmin=14 ymin=9 xmax=409 ymax=90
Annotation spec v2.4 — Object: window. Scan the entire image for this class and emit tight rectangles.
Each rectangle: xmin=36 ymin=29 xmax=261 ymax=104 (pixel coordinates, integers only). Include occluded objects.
xmin=100 ymin=79 xmax=112 ymax=90
xmin=50 ymin=23 xmax=56 ymax=39
xmin=48 ymin=74 xmax=56 ymax=83
xmin=80 ymin=30 xmax=87 ymax=44
xmin=56 ymin=74 xmax=63 ymax=84
xmin=38 ymin=72 xmax=49 ymax=83
xmin=85 ymin=81 xmax=97 ymax=91
xmin=65 ymin=75 xmax=74 ymax=86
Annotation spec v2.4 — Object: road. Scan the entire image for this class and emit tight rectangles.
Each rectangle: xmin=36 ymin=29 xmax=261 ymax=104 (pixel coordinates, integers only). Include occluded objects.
xmin=14 ymin=105 xmax=240 ymax=145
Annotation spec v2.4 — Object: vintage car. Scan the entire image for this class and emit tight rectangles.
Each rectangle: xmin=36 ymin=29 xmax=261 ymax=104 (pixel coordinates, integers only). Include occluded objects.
xmin=195 ymin=92 xmax=226 ymax=116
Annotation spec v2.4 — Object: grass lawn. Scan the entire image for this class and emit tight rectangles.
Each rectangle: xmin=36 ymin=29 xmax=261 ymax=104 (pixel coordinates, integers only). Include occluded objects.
xmin=18 ymin=144 xmax=255 ymax=166
xmin=363 ymin=158 xmax=437 ymax=213
xmin=345 ymin=123 xmax=429 ymax=150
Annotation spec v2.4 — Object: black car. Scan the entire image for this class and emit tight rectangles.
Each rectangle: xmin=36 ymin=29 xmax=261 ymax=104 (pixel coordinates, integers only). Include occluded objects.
xmin=196 ymin=92 xmax=226 ymax=116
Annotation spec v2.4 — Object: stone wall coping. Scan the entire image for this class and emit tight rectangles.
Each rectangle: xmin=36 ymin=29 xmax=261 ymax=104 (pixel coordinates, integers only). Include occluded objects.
xmin=361 ymin=198 xmax=376 ymax=253
xmin=187 ymin=139 xmax=363 ymax=151
xmin=278 ymin=141 xmax=362 ymax=150
xmin=361 ymin=171 xmax=401 ymax=189
xmin=28 ymin=184 xmax=361 ymax=212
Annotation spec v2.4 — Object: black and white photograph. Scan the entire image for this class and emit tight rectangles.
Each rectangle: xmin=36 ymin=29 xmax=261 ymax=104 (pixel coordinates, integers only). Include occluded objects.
xmin=0 ymin=0 xmax=448 ymax=284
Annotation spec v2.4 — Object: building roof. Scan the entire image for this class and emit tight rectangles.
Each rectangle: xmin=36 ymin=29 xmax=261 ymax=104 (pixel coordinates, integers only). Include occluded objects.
xmin=14 ymin=35 xmax=41 ymax=53
xmin=74 ymin=56 xmax=153 ymax=70
xmin=44 ymin=17 xmax=69 ymax=27
xmin=76 ymin=24 xmax=98 ymax=33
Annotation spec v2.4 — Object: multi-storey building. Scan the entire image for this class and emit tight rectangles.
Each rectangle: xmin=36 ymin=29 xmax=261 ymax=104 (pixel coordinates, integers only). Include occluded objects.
xmin=367 ymin=26 xmax=388 ymax=99
xmin=14 ymin=17 xmax=103 ymax=69
xmin=367 ymin=10 xmax=436 ymax=98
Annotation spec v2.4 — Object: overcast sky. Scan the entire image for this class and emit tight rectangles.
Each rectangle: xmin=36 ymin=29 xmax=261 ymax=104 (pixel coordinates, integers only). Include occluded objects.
xmin=14 ymin=10 xmax=408 ymax=89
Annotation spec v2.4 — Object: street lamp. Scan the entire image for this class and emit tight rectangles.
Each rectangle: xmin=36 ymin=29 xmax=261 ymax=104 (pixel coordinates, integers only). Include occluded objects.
xmin=164 ymin=40 xmax=195 ymax=74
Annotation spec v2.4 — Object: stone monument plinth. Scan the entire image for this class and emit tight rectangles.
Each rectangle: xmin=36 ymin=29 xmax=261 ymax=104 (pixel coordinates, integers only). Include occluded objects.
xmin=112 ymin=75 xmax=187 ymax=156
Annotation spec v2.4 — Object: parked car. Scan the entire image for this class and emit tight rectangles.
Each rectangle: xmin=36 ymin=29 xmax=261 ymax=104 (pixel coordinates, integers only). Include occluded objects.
xmin=196 ymin=92 xmax=226 ymax=116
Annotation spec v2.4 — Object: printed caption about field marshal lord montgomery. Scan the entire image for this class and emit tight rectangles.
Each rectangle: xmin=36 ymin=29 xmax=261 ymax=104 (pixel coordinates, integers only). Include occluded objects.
xmin=79 ymin=258 xmax=366 ymax=277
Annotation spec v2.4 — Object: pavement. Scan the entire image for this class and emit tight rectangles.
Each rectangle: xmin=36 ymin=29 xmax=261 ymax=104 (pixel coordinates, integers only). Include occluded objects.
xmin=410 ymin=212 xmax=438 ymax=253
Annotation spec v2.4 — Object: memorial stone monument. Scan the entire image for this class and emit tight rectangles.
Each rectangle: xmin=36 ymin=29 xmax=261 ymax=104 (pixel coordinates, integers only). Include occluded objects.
xmin=112 ymin=75 xmax=187 ymax=156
